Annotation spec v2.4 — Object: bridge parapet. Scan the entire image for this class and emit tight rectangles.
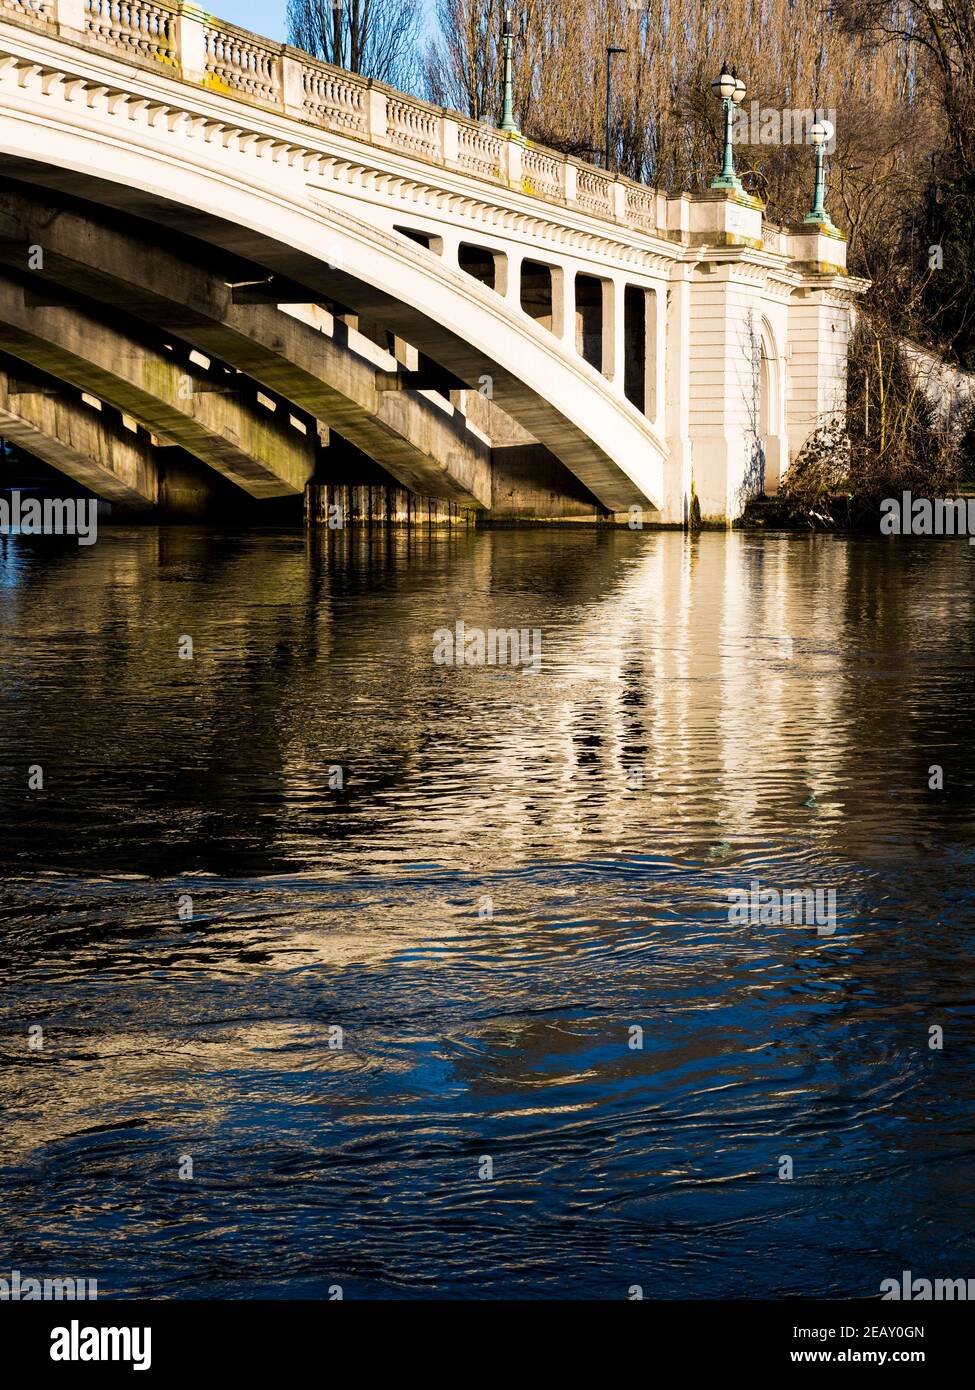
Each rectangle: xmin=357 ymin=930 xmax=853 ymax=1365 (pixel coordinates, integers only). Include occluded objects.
xmin=2 ymin=0 xmax=856 ymax=273
xmin=1 ymin=0 xmax=694 ymax=243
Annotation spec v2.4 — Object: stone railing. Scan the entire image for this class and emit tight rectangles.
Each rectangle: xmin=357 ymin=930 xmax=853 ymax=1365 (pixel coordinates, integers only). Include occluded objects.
xmin=385 ymin=96 xmax=441 ymax=159
xmin=521 ymin=144 xmax=564 ymax=201
xmin=86 ymin=0 xmax=174 ymax=61
xmin=204 ymin=23 xmax=279 ymax=104
xmin=456 ymin=120 xmax=504 ymax=181
xmin=0 ymin=0 xmax=846 ymax=261
xmin=1 ymin=0 xmax=55 ymax=26
xmin=299 ymin=63 xmax=366 ymax=134
xmin=0 ymin=0 xmax=679 ymax=235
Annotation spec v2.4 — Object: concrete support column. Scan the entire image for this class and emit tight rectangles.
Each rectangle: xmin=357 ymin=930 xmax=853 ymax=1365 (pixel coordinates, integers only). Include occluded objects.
xmin=559 ymin=269 xmax=576 ymax=353
xmin=653 ymin=286 xmax=667 ymax=436
xmin=506 ymin=252 xmax=524 ymax=312
xmin=602 ymin=277 xmax=624 ymax=389
xmin=437 ymin=231 xmax=462 ymax=266
xmin=685 ymin=264 xmax=767 ymax=524
xmin=664 ymin=267 xmax=693 ymax=526
xmin=549 ymin=264 xmax=566 ymax=339
xmin=392 ymin=336 xmax=419 ymax=371
xmin=645 ymin=287 xmax=663 ymax=430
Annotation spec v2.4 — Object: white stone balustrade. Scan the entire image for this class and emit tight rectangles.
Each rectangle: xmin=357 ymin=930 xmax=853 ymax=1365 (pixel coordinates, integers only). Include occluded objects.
xmin=84 ymin=0 xmax=175 ymax=62
xmin=1 ymin=0 xmax=845 ymax=259
xmin=522 ymin=145 xmax=563 ymax=200
xmin=13 ymin=0 xmax=60 ymax=29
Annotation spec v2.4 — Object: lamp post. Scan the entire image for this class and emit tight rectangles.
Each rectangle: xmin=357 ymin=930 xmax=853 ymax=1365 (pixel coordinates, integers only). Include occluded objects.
xmin=332 ymin=0 xmax=342 ymax=67
xmin=805 ymin=118 xmax=838 ymax=233
xmin=500 ymin=9 xmax=518 ymax=134
xmin=605 ymin=45 xmax=626 ymax=173
xmin=710 ymin=63 xmax=746 ymax=195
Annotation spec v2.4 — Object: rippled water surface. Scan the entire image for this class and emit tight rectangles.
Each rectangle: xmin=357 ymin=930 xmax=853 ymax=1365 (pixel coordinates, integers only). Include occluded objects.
xmin=2 ymin=525 xmax=975 ymax=1298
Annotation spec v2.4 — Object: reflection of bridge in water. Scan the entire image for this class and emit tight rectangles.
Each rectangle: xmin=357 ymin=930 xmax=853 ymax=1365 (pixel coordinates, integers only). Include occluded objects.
xmin=3 ymin=520 xmax=974 ymax=1300
xmin=3 ymin=524 xmax=972 ymax=885
xmin=0 ymin=2 xmax=861 ymax=526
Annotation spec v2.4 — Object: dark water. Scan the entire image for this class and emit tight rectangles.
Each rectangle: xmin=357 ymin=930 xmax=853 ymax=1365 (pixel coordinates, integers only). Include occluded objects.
xmin=2 ymin=524 xmax=975 ymax=1299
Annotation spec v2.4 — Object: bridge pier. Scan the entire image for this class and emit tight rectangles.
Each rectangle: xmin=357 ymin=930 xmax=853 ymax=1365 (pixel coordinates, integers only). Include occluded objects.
xmin=304 ymin=482 xmax=474 ymax=527
xmin=786 ymin=290 xmax=851 ymax=466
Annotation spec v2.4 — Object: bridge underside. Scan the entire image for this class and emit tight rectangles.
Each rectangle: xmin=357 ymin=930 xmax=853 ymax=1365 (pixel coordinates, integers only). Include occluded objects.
xmin=0 ymin=173 xmax=645 ymax=524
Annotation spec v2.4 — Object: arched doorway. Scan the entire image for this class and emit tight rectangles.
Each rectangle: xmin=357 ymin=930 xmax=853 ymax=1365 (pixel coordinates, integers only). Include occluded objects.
xmin=759 ymin=321 xmax=783 ymax=494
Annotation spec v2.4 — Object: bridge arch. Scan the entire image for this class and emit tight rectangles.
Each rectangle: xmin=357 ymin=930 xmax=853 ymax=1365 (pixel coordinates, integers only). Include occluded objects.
xmin=0 ymin=50 xmax=667 ymax=512
xmin=759 ymin=316 xmax=787 ymax=494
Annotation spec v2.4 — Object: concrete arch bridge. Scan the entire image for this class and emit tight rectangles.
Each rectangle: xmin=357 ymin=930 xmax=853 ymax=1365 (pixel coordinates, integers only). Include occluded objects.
xmin=0 ymin=0 xmax=862 ymax=525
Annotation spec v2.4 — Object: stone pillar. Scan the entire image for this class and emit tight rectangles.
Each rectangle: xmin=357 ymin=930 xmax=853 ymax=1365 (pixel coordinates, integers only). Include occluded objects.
xmin=54 ymin=0 xmax=85 ymax=37
xmin=684 ymin=262 xmax=766 ymax=524
xmin=505 ymin=252 xmax=523 ymax=312
xmin=548 ymin=264 xmax=566 ymax=339
xmin=663 ymin=266 xmax=693 ymax=526
xmin=785 ymin=289 xmax=850 ymax=469
xmin=647 ymin=286 xmax=663 ymax=428
xmin=492 ymin=250 xmax=511 ymax=300
xmin=559 ymin=269 xmax=576 ymax=353
xmin=281 ymin=52 xmax=305 ymax=119
xmin=503 ymin=136 xmax=523 ymax=191
xmin=366 ymin=86 xmax=388 ymax=142
xmin=602 ymin=277 xmax=624 ymax=387
xmin=441 ymin=115 xmax=459 ymax=166
xmin=174 ymin=4 xmax=208 ymax=84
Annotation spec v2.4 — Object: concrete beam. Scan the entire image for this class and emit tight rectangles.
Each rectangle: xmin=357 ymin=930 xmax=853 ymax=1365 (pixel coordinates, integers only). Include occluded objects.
xmin=0 ymin=187 xmax=490 ymax=508
xmin=0 ymin=271 xmax=315 ymax=498
xmin=0 ymin=362 xmax=284 ymax=515
xmin=0 ymin=364 xmax=157 ymax=507
xmin=375 ymin=366 xmax=470 ymax=393
xmin=228 ymin=276 xmax=332 ymax=305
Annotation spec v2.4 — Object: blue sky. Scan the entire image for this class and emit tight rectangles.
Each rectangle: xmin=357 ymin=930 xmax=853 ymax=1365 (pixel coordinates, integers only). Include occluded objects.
xmin=217 ymin=0 xmax=437 ymax=45
xmin=219 ymin=1 xmax=286 ymax=40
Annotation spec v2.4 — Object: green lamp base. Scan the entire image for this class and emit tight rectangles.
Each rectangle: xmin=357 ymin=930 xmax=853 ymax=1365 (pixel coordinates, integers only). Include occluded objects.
xmin=711 ymin=172 xmax=745 ymax=194
xmin=803 ymin=209 xmax=839 ymax=236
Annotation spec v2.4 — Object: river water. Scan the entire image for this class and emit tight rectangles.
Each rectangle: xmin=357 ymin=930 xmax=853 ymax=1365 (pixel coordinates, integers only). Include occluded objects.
xmin=1 ymin=524 xmax=974 ymax=1299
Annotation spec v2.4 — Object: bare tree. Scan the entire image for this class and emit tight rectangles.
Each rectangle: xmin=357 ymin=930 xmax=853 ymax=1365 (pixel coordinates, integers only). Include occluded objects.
xmin=423 ymin=2 xmax=942 ymax=302
xmin=286 ymin=0 xmax=424 ymax=88
xmin=425 ymin=0 xmax=502 ymax=122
